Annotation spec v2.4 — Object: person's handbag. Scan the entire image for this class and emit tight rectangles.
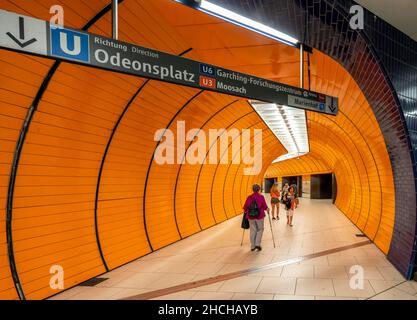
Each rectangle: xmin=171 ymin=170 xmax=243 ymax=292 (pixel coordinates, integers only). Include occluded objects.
xmin=285 ymin=197 xmax=292 ymax=210
xmin=241 ymin=212 xmax=250 ymax=229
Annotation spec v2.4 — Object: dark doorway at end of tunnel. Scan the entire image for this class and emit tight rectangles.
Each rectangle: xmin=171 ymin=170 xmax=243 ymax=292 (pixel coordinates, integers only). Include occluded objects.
xmin=264 ymin=178 xmax=276 ymax=193
xmin=332 ymin=174 xmax=337 ymax=204
xmin=283 ymin=176 xmax=302 ymax=197
xmin=311 ymin=174 xmax=333 ymax=199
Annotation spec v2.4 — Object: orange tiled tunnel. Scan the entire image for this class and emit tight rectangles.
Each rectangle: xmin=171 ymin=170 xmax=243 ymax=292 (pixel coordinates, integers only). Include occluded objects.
xmin=0 ymin=0 xmax=398 ymax=299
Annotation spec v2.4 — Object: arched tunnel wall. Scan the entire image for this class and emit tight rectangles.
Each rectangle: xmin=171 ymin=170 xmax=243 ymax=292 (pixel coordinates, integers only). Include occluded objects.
xmin=266 ymin=49 xmax=396 ymax=254
xmin=0 ymin=0 xmax=415 ymax=300
xmin=214 ymin=0 xmax=417 ymax=280
xmin=0 ymin=1 xmax=288 ymax=299
xmin=266 ymin=99 xmax=395 ymax=257
xmin=213 ymin=0 xmax=417 ymax=277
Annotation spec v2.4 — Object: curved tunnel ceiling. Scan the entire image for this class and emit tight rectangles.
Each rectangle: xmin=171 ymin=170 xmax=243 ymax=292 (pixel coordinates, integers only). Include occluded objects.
xmin=0 ymin=0 xmax=402 ymax=299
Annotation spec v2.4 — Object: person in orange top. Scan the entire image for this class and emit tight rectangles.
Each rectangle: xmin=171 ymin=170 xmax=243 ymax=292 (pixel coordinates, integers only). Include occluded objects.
xmin=270 ymin=183 xmax=281 ymax=220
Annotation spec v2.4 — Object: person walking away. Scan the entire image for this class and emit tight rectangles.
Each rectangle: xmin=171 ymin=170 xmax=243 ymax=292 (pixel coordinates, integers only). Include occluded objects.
xmin=243 ymin=184 xmax=270 ymax=251
xmin=284 ymin=186 xmax=296 ymax=227
xmin=270 ymin=183 xmax=280 ymax=220
xmin=291 ymin=183 xmax=299 ymax=208
xmin=281 ymin=183 xmax=289 ymax=205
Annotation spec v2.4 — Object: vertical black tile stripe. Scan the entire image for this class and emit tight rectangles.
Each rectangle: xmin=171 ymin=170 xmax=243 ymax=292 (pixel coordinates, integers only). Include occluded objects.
xmin=142 ymin=89 xmax=204 ymax=251
xmin=6 ymin=102 xmax=38 ymax=301
xmin=210 ymin=119 xmax=263 ymax=221
xmin=230 ymin=146 xmax=244 ymax=216
xmin=94 ymin=48 xmax=193 ymax=271
xmin=223 ymin=122 xmax=264 ymax=218
xmin=308 ymin=116 xmax=361 ymax=220
xmin=84 ymin=0 xmax=125 ymax=31
xmin=226 ymin=123 xmax=266 ymax=218
xmin=194 ymin=111 xmax=255 ymax=227
xmin=313 ymin=116 xmax=367 ymax=226
xmin=173 ymin=99 xmax=239 ymax=237
xmin=5 ymin=0 xmax=124 ymax=300
xmin=327 ymin=116 xmax=363 ymax=224
xmin=338 ymin=110 xmax=383 ymax=240
xmin=94 ymin=79 xmax=149 ymax=272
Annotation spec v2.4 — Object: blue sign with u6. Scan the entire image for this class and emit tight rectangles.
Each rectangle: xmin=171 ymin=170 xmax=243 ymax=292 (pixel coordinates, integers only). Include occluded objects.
xmin=200 ymin=63 xmax=216 ymax=76
xmin=50 ymin=26 xmax=90 ymax=62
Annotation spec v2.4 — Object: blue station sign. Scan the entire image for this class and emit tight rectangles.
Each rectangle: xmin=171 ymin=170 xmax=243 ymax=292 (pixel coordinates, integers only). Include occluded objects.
xmin=0 ymin=9 xmax=338 ymax=115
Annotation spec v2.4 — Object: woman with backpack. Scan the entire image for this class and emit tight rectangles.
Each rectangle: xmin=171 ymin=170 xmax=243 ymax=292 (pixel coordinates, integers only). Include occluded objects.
xmin=284 ymin=186 xmax=296 ymax=227
xmin=270 ymin=183 xmax=280 ymax=220
xmin=243 ymin=184 xmax=270 ymax=251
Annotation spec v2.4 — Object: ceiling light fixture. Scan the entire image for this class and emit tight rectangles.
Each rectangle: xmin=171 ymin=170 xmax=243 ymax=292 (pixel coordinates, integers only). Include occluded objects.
xmin=175 ymin=0 xmax=299 ymax=46
xmin=250 ymin=101 xmax=309 ymax=163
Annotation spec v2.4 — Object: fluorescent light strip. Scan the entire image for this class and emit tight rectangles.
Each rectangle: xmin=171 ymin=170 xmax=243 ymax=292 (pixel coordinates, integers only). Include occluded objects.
xmin=178 ymin=0 xmax=299 ymax=46
xmin=251 ymin=101 xmax=309 ymax=163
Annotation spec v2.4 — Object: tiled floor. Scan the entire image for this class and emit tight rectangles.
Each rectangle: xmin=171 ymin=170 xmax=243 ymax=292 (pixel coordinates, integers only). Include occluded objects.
xmin=50 ymin=197 xmax=417 ymax=300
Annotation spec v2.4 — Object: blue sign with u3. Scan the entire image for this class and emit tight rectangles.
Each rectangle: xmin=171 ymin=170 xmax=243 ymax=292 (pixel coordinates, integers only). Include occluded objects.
xmin=200 ymin=63 xmax=216 ymax=76
xmin=50 ymin=26 xmax=90 ymax=62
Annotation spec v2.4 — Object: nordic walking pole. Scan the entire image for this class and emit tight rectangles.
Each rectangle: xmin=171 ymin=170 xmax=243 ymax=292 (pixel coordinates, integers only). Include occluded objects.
xmin=267 ymin=212 xmax=276 ymax=248
xmin=240 ymin=229 xmax=245 ymax=246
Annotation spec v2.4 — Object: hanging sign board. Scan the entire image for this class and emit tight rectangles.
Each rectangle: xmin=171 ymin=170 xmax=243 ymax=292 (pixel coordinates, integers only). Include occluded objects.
xmin=0 ymin=9 xmax=338 ymax=115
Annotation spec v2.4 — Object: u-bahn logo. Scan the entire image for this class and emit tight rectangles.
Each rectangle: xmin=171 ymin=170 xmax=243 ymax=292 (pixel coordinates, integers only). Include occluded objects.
xmin=50 ymin=26 xmax=90 ymax=62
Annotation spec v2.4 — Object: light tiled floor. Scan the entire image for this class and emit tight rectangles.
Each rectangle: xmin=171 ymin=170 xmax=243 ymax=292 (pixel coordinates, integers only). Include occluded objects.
xmin=256 ymin=277 xmax=297 ymax=295
xmin=295 ymin=279 xmax=335 ymax=296
xmin=218 ymin=276 xmax=263 ymax=293
xmin=314 ymin=266 xmax=349 ymax=279
xmin=50 ymin=197 xmax=417 ymax=300
xmin=332 ymin=279 xmax=375 ymax=298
